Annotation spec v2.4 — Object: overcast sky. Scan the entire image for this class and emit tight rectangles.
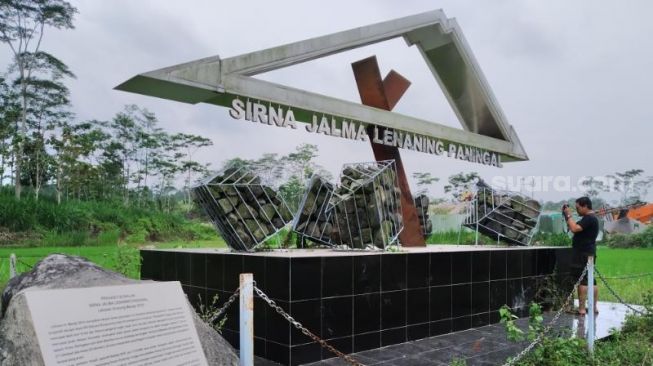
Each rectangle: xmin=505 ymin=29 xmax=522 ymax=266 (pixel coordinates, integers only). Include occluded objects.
xmin=2 ymin=0 xmax=651 ymax=204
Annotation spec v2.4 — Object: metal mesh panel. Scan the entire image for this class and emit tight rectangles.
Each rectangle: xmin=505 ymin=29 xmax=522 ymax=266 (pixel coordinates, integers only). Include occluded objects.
xmin=461 ymin=181 xmax=541 ymax=246
xmin=291 ymin=175 xmax=336 ymax=247
xmin=329 ymin=160 xmax=403 ymax=250
xmin=414 ymin=193 xmax=432 ymax=238
xmin=192 ymin=167 xmax=294 ymax=251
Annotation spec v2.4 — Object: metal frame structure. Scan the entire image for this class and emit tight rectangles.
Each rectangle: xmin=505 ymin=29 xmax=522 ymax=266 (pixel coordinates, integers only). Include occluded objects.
xmin=460 ymin=184 xmax=541 ymax=246
xmin=291 ymin=175 xmax=336 ymax=247
xmin=192 ymin=167 xmax=293 ymax=251
xmin=413 ymin=192 xmax=433 ymax=238
xmin=329 ymin=160 xmax=403 ymax=250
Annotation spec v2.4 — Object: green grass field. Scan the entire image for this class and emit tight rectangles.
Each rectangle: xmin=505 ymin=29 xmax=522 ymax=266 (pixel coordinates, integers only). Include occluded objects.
xmin=0 ymin=239 xmax=227 ymax=288
xmin=1 ymin=242 xmax=650 ymax=305
xmin=594 ymin=247 xmax=653 ymax=305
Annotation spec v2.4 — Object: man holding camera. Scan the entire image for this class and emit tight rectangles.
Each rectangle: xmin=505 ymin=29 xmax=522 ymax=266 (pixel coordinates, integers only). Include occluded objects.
xmin=563 ymin=196 xmax=600 ymax=315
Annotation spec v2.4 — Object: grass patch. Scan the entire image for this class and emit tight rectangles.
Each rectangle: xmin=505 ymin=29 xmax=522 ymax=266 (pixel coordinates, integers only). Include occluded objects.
xmin=426 ymin=230 xmax=652 ymax=304
xmin=0 ymin=239 xmax=226 ymax=289
xmin=595 ymin=247 xmax=653 ymax=305
xmin=0 ymin=192 xmax=220 ymax=247
xmin=426 ymin=230 xmax=496 ymax=245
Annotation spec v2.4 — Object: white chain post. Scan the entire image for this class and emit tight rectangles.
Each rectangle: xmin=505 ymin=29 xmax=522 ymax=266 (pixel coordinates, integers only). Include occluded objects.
xmin=9 ymin=254 xmax=17 ymax=279
xmin=239 ymin=273 xmax=254 ymax=366
xmin=587 ymin=256 xmax=595 ymax=353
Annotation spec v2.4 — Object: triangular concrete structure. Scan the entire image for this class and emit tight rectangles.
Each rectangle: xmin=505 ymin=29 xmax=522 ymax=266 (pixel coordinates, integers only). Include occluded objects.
xmin=116 ymin=9 xmax=528 ymax=163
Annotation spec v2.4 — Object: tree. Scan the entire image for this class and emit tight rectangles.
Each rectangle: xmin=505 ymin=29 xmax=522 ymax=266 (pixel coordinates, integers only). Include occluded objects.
xmin=0 ymin=75 xmax=19 ymax=185
xmin=251 ymin=153 xmax=283 ymax=184
xmin=412 ymin=172 xmax=439 ymax=195
xmin=285 ymin=143 xmax=319 ymax=182
xmin=9 ymin=52 xmax=75 ymax=199
xmin=50 ymin=120 xmax=107 ymax=203
xmin=444 ymin=172 xmax=480 ymax=201
xmin=278 ymin=174 xmax=304 ymax=212
xmin=580 ymin=176 xmax=607 ymax=199
xmin=150 ymin=135 xmax=181 ymax=213
xmin=131 ymin=107 xmax=158 ymax=201
xmin=0 ymin=0 xmax=77 ymax=199
xmin=172 ymin=133 xmax=213 ymax=206
xmin=608 ymin=169 xmax=653 ymax=205
xmin=220 ymin=157 xmax=252 ymax=171
xmin=108 ymin=105 xmax=143 ymax=205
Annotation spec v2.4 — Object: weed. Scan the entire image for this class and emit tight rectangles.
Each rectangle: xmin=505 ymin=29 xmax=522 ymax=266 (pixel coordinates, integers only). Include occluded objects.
xmin=197 ymin=293 xmax=227 ymax=333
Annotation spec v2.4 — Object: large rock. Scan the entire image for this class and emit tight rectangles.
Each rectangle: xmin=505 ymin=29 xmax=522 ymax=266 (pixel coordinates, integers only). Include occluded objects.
xmin=0 ymin=254 xmax=239 ymax=366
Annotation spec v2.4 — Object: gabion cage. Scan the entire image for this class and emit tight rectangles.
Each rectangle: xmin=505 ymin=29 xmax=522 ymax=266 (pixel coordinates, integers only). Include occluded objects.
xmin=414 ymin=193 xmax=433 ymax=238
xmin=291 ymin=175 xmax=336 ymax=247
xmin=328 ymin=160 xmax=403 ymax=249
xmin=461 ymin=180 xmax=541 ymax=246
xmin=192 ymin=167 xmax=294 ymax=251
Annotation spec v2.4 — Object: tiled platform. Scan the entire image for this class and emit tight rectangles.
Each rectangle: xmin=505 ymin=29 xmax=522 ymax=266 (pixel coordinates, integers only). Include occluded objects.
xmin=141 ymin=246 xmax=573 ymax=365
xmin=304 ymin=301 xmax=641 ymax=365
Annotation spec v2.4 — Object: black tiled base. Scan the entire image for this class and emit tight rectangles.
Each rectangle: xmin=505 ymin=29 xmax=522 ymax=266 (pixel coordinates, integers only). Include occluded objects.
xmin=141 ymin=247 xmax=571 ymax=365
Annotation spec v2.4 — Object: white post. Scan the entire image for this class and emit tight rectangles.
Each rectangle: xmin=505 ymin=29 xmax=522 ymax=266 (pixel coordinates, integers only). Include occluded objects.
xmin=239 ymin=273 xmax=254 ymax=366
xmin=475 ymin=192 xmax=480 ymax=246
xmin=9 ymin=254 xmax=17 ymax=279
xmin=587 ymin=256 xmax=595 ymax=353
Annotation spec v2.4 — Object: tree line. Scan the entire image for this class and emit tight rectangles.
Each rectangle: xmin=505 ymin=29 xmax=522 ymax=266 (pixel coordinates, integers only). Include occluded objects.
xmin=0 ymin=0 xmax=216 ymax=210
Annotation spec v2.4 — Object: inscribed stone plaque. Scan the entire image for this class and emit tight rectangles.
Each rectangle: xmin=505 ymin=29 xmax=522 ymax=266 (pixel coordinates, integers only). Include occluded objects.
xmin=25 ymin=282 xmax=208 ymax=366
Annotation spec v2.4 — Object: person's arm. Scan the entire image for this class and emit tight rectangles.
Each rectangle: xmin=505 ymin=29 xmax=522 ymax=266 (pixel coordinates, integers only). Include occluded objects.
xmin=564 ymin=207 xmax=584 ymax=233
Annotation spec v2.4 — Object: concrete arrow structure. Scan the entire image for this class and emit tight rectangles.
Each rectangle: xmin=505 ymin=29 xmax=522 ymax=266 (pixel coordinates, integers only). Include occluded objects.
xmin=115 ymin=9 xmax=528 ymax=163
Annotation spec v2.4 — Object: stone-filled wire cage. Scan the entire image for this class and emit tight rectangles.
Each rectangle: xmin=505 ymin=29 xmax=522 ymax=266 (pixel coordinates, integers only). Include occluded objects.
xmin=414 ymin=193 xmax=433 ymax=239
xmin=329 ymin=160 xmax=403 ymax=250
xmin=291 ymin=175 xmax=336 ymax=247
xmin=192 ymin=166 xmax=294 ymax=251
xmin=461 ymin=180 xmax=541 ymax=246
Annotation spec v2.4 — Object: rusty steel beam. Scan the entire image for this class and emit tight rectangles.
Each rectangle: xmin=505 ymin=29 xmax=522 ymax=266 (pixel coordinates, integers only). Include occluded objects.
xmin=352 ymin=56 xmax=426 ymax=247
xmin=383 ymin=70 xmax=411 ymax=110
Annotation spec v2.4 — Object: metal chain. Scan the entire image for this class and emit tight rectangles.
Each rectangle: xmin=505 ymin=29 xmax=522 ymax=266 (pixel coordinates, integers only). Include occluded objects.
xmin=503 ymin=265 xmax=589 ymax=366
xmin=253 ymin=284 xmax=366 ymax=366
xmin=599 ymin=272 xmax=653 ymax=280
xmin=208 ymin=287 xmax=241 ymax=324
xmin=594 ymin=266 xmax=646 ymax=315
xmin=18 ymin=259 xmax=33 ymax=269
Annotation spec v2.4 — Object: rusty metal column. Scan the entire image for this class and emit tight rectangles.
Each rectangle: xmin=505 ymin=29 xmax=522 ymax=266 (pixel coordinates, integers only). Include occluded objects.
xmin=352 ymin=56 xmax=425 ymax=247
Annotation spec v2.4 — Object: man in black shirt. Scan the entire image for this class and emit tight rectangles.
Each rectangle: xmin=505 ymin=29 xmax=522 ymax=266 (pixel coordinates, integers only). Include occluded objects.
xmin=564 ymin=196 xmax=600 ymax=315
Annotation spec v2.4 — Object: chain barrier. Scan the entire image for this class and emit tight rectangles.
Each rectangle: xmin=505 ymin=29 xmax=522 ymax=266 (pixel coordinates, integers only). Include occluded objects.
xmin=252 ymin=283 xmax=366 ymax=366
xmin=18 ymin=259 xmax=33 ymax=270
xmin=503 ymin=264 xmax=589 ymax=366
xmin=599 ymin=272 xmax=653 ymax=280
xmin=595 ymin=266 xmax=646 ymax=316
xmin=208 ymin=287 xmax=241 ymax=324
xmin=504 ymin=264 xmax=651 ymax=365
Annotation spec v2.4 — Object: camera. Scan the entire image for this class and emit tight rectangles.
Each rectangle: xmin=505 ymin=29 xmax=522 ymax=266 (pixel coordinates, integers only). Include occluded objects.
xmin=562 ymin=204 xmax=569 ymax=218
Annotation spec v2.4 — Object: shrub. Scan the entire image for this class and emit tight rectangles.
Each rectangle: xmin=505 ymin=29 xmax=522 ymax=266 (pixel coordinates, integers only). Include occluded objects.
xmin=427 ymin=230 xmax=495 ymax=245
xmin=113 ymin=245 xmax=140 ymax=279
xmin=500 ymin=291 xmax=653 ymax=365
xmin=0 ymin=191 xmax=220 ymax=246
xmin=604 ymin=226 xmax=653 ymax=248
xmin=532 ymin=232 xmax=571 ymax=246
